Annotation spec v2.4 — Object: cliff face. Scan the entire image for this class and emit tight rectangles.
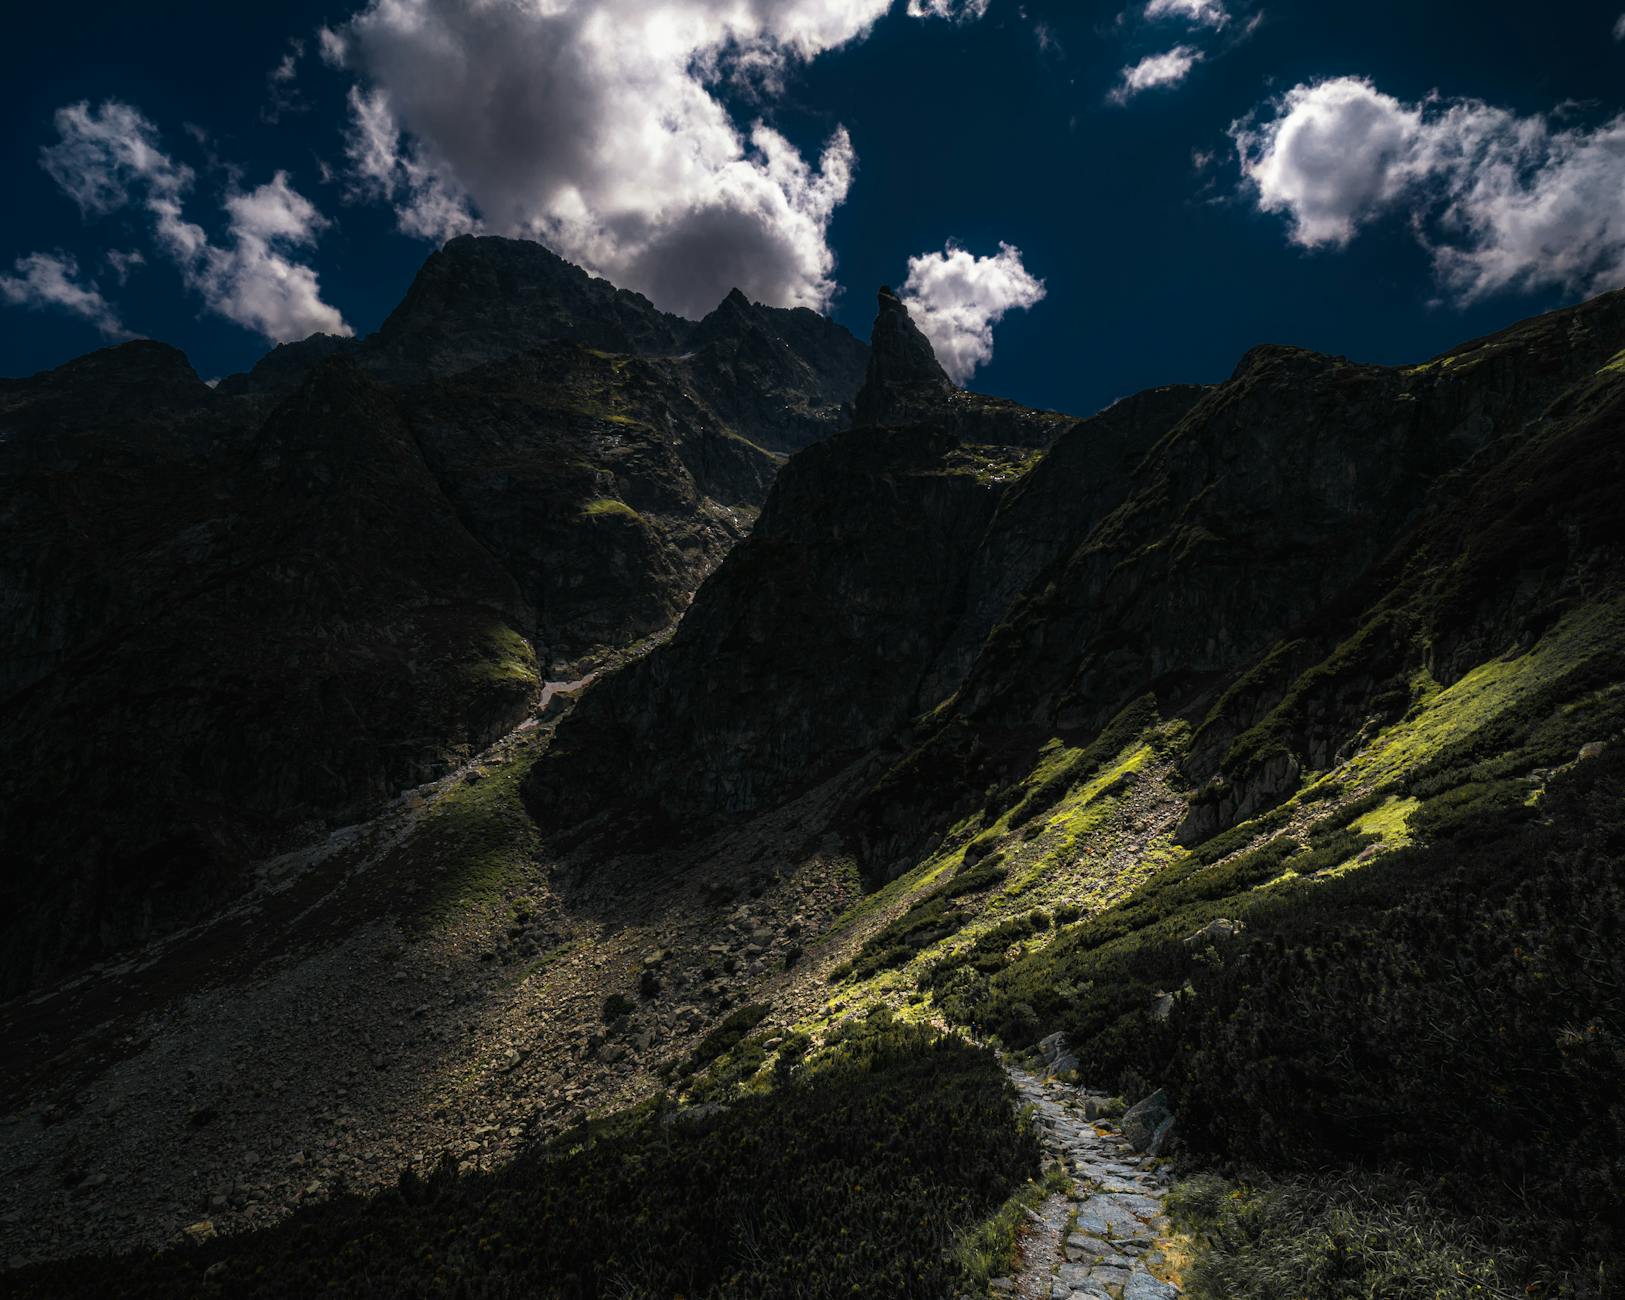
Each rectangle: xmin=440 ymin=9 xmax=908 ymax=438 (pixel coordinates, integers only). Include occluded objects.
xmin=0 ymin=238 xmax=867 ymax=995
xmin=527 ymin=288 xmax=1625 ymax=877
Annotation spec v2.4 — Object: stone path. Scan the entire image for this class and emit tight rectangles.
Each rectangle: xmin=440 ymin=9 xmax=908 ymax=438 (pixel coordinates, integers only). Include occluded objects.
xmin=997 ymin=1066 xmax=1183 ymax=1300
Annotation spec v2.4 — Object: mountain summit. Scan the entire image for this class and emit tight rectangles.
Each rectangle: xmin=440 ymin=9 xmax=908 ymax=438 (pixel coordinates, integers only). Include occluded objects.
xmin=852 ymin=285 xmax=953 ymax=426
xmin=220 ymin=235 xmax=868 ymax=454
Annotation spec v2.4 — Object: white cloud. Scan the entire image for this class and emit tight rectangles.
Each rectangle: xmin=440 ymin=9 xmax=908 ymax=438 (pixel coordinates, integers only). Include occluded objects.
xmin=0 ymin=252 xmax=128 ymax=337
xmin=342 ymin=87 xmax=480 ymax=243
xmin=1109 ymin=46 xmax=1203 ymax=104
xmin=1232 ymin=76 xmax=1625 ymax=302
xmin=41 ymin=100 xmax=191 ymax=217
xmin=333 ymin=0 xmax=984 ymax=318
xmin=899 ymin=241 xmax=1046 ymax=382
xmin=907 ymin=0 xmax=991 ymax=19
xmin=104 ymin=248 xmax=146 ymax=285
xmin=317 ymin=25 xmax=348 ymax=67
xmin=1231 ymin=77 xmax=1425 ymax=247
xmin=194 ymin=173 xmax=352 ymax=341
xmin=1145 ymin=0 xmax=1229 ymax=29
xmin=1615 ymin=12 xmax=1625 ymax=40
xmin=38 ymin=100 xmax=350 ymax=342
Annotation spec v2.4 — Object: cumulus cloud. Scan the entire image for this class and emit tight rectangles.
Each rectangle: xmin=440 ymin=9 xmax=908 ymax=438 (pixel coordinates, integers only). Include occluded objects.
xmin=38 ymin=100 xmax=349 ymax=342
xmin=907 ymin=0 xmax=991 ymax=19
xmin=195 ymin=173 xmax=352 ymax=341
xmin=1145 ymin=0 xmax=1230 ymax=28
xmin=1232 ymin=76 xmax=1625 ymax=302
xmin=1109 ymin=46 xmax=1203 ymax=104
xmin=900 ymin=242 xmax=1046 ymax=382
xmin=0 ymin=252 xmax=128 ymax=337
xmin=332 ymin=0 xmax=985 ymax=318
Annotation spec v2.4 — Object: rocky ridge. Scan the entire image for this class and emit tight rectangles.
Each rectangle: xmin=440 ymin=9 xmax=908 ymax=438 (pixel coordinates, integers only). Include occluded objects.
xmin=221 ymin=235 xmax=869 ymax=454
xmin=532 ymin=287 xmax=1625 ymax=882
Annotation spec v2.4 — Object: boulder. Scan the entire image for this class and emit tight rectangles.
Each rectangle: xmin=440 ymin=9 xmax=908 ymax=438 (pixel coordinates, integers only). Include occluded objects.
xmin=1120 ymin=1089 xmax=1173 ymax=1152
xmin=1183 ymin=917 xmax=1245 ymax=946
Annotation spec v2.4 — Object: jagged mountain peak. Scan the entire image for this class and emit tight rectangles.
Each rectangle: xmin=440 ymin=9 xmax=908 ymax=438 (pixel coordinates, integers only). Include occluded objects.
xmin=214 ymin=236 xmax=868 ymax=454
xmin=853 ymin=285 xmax=953 ymax=427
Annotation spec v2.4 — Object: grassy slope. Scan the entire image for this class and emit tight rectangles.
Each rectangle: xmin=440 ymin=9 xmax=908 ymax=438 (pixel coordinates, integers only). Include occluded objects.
xmin=773 ymin=590 xmax=1625 ymax=1297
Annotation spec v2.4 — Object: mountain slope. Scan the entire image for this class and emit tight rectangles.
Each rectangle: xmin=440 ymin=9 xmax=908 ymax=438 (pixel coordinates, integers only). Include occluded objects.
xmin=527 ymin=288 xmax=1083 ymax=833
xmin=517 ymin=287 xmax=1625 ymax=1295
xmin=0 ymin=240 xmax=865 ymax=994
xmin=530 ymin=289 xmax=1625 ymax=875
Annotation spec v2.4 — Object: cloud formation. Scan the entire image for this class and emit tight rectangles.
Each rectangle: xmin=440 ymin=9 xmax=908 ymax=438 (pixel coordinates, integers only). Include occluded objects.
xmin=1109 ymin=46 xmax=1203 ymax=104
xmin=1145 ymin=0 xmax=1230 ymax=29
xmin=900 ymin=241 xmax=1045 ymax=382
xmin=333 ymin=0 xmax=981 ymax=319
xmin=0 ymin=252 xmax=127 ymax=337
xmin=36 ymin=100 xmax=349 ymax=342
xmin=1615 ymin=12 xmax=1625 ymax=40
xmin=1232 ymin=76 xmax=1625 ymax=302
xmin=105 ymin=248 xmax=145 ymax=285
xmin=907 ymin=0 xmax=990 ymax=18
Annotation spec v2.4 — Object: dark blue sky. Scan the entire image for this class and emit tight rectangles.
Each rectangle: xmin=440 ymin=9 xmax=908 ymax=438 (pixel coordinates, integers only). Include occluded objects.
xmin=4 ymin=1 xmax=1623 ymax=417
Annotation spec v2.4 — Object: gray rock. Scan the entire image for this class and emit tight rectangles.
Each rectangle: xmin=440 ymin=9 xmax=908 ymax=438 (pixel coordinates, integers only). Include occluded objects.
xmin=1123 ymin=1274 xmax=1181 ymax=1299
xmin=1147 ymin=1113 xmax=1176 ymax=1157
xmin=1183 ymin=917 xmax=1244 ymax=946
xmin=1121 ymin=1089 xmax=1172 ymax=1152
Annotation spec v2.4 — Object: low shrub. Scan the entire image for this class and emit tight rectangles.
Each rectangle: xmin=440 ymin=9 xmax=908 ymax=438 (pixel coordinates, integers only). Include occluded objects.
xmin=15 ymin=1025 xmax=1037 ymax=1299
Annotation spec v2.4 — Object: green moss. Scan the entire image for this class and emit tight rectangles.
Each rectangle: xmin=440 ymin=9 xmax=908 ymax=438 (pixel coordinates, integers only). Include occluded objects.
xmin=1348 ymin=795 xmax=1418 ymax=850
xmin=458 ymin=622 xmax=540 ymax=690
xmin=1350 ymin=599 xmax=1625 ymax=789
xmin=397 ymin=739 xmax=544 ymax=927
xmin=578 ymin=497 xmax=644 ymax=523
xmin=675 ymin=1002 xmax=772 ymax=1081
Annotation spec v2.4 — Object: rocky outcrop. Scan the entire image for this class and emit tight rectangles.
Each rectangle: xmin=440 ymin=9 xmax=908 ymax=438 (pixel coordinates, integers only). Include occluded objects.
xmin=852 ymin=286 xmax=953 ymax=427
xmin=683 ymin=288 xmax=869 ymax=452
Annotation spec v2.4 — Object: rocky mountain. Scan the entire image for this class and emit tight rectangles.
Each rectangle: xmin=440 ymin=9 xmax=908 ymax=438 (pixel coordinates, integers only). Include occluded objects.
xmin=0 ymin=237 xmax=865 ymax=996
xmin=530 ymin=287 xmax=1625 ymax=878
xmin=5 ymin=256 xmax=1625 ymax=1300
xmin=220 ymin=236 xmax=869 ymax=454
